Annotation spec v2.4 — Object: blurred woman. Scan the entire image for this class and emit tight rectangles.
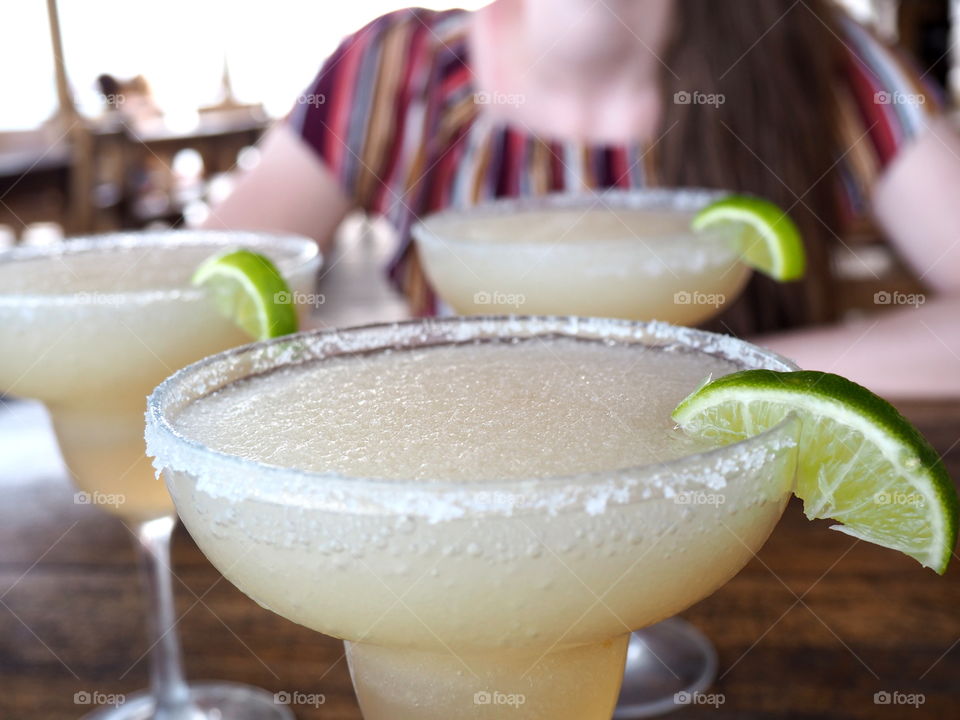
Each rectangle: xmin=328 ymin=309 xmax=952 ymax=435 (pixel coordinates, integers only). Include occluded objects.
xmin=206 ymin=0 xmax=960 ymax=396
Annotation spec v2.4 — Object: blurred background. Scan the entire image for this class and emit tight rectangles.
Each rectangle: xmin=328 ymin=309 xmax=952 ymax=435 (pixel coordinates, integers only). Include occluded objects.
xmin=0 ymin=0 xmax=956 ymax=248
xmin=0 ymin=0 xmax=497 ymax=246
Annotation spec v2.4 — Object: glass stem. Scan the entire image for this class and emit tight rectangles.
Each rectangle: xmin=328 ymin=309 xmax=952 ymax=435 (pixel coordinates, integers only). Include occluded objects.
xmin=134 ymin=515 xmax=197 ymax=718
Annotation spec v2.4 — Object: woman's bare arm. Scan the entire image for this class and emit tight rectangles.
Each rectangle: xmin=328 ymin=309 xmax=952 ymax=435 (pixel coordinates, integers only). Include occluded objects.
xmin=873 ymin=115 xmax=960 ymax=294
xmin=758 ymin=296 xmax=960 ymax=397
xmin=758 ymin=116 xmax=960 ymax=398
xmin=202 ymin=122 xmax=353 ymax=256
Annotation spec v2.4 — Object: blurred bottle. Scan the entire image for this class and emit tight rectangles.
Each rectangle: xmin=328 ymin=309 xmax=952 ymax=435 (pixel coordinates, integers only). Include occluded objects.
xmin=22 ymin=222 xmax=64 ymax=246
xmin=0 ymin=224 xmax=15 ymax=250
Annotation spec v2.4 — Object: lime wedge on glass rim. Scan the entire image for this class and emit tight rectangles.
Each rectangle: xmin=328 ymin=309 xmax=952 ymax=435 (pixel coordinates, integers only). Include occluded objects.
xmin=692 ymin=195 xmax=806 ymax=281
xmin=192 ymin=249 xmax=298 ymax=340
xmin=673 ymin=370 xmax=958 ymax=574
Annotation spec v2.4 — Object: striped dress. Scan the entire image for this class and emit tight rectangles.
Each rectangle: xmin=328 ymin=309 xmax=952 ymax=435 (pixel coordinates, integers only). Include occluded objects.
xmin=287 ymin=7 xmax=942 ymax=319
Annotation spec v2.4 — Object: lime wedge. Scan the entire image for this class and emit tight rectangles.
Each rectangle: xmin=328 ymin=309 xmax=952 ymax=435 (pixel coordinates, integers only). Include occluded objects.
xmin=673 ymin=369 xmax=958 ymax=573
xmin=692 ymin=195 xmax=806 ymax=281
xmin=192 ymin=249 xmax=298 ymax=340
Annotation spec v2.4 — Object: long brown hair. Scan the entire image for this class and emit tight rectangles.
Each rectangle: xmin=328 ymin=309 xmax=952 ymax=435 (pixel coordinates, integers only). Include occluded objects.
xmin=658 ymin=0 xmax=843 ymax=336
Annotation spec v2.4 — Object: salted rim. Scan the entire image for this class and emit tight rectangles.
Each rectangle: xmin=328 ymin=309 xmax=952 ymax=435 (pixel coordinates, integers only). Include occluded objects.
xmin=411 ymin=188 xmax=734 ymax=255
xmin=0 ymin=230 xmax=321 ymax=307
xmin=146 ymin=316 xmax=800 ymax=520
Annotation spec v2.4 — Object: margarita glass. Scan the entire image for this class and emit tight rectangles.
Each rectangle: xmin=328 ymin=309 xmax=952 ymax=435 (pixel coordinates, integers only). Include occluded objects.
xmin=0 ymin=230 xmax=320 ymax=719
xmin=147 ymin=316 xmax=800 ymax=719
xmin=412 ymin=189 xmax=751 ymax=324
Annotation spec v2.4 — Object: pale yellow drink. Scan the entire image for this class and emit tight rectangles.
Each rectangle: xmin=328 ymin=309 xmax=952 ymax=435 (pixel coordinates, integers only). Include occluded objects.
xmin=0 ymin=232 xmax=319 ymax=520
xmin=147 ymin=317 xmax=798 ymax=719
xmin=413 ymin=192 xmax=750 ymax=324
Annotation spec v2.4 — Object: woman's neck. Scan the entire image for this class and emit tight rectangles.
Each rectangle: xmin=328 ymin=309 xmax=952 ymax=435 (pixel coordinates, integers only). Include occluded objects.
xmin=470 ymin=0 xmax=675 ymax=144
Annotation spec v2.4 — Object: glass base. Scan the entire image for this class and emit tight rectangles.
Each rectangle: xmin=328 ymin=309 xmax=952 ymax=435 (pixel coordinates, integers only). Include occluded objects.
xmin=80 ymin=681 xmax=294 ymax=720
xmin=614 ymin=618 xmax=718 ymax=718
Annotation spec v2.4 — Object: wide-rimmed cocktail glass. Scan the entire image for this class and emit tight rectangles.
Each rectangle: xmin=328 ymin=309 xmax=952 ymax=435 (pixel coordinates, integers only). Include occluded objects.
xmin=0 ymin=230 xmax=320 ymax=719
xmin=147 ymin=316 xmax=799 ymax=719
xmin=412 ymin=189 xmax=751 ymax=325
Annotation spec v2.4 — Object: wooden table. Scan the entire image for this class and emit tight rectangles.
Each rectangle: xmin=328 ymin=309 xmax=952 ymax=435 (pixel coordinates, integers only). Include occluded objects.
xmin=2 ymin=231 xmax=959 ymax=718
